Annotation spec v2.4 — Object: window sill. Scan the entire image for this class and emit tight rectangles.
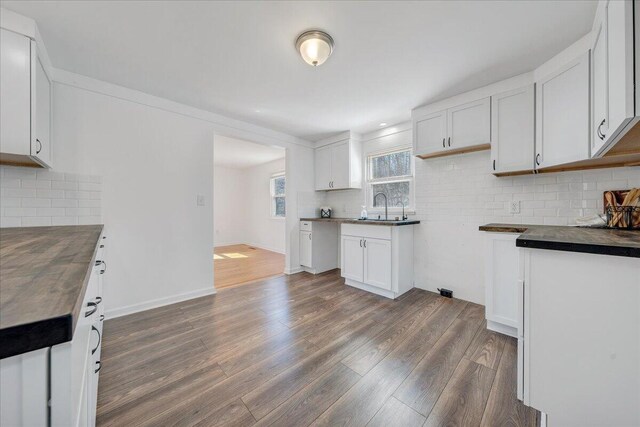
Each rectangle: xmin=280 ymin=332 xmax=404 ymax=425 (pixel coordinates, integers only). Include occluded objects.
xmin=270 ymin=216 xmax=286 ymax=220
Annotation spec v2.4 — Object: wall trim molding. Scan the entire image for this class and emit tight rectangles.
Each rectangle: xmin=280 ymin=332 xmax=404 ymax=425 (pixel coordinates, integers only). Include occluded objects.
xmin=284 ymin=267 xmax=303 ymax=275
xmin=51 ymin=68 xmax=314 ymax=150
xmin=105 ymin=286 xmax=216 ymax=319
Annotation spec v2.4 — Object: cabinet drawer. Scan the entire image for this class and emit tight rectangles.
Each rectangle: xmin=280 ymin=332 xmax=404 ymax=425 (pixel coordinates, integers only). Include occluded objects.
xmin=300 ymin=221 xmax=312 ymax=232
xmin=341 ymin=224 xmax=391 ymax=240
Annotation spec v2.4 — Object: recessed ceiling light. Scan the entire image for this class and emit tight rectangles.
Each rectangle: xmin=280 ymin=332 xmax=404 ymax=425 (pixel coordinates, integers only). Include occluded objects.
xmin=295 ymin=30 xmax=334 ymax=67
xmin=379 ymin=123 xmax=387 ymax=127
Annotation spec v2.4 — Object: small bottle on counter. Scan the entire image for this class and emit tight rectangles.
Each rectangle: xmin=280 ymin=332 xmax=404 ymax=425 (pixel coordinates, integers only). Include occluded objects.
xmin=360 ymin=205 xmax=368 ymax=220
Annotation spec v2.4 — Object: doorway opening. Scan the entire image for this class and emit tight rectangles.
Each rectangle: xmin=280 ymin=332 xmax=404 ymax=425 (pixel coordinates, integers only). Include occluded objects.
xmin=213 ymin=134 xmax=286 ymax=290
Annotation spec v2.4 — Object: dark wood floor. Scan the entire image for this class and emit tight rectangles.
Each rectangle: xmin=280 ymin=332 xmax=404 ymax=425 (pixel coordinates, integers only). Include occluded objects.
xmin=97 ymin=269 xmax=539 ymax=427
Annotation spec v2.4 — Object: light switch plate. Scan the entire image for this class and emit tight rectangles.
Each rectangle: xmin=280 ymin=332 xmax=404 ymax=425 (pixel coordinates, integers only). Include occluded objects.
xmin=197 ymin=194 xmax=205 ymax=207
xmin=509 ymin=200 xmax=521 ymax=214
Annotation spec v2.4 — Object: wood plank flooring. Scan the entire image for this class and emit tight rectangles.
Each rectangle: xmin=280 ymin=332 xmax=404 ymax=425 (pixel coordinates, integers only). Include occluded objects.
xmin=214 ymin=244 xmax=284 ymax=289
xmin=97 ymin=269 xmax=539 ymax=426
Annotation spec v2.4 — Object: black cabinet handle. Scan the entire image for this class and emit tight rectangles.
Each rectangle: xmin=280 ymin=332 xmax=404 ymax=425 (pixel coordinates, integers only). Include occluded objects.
xmin=91 ymin=325 xmax=101 ymax=355
xmin=36 ymin=139 xmax=42 ymax=154
xmin=95 ymin=296 xmax=103 ymax=305
xmin=95 ymin=361 xmax=101 ymax=373
xmin=85 ymin=302 xmax=98 ymax=317
xmin=99 ymin=314 xmax=104 ymax=321
xmin=493 ymin=160 xmax=496 ymax=171
xmin=442 ymin=138 xmax=445 ymax=148
xmin=359 ymin=239 xmax=363 ymax=248
xmin=363 ymin=240 xmax=367 ymax=248
xmin=98 ymin=261 xmax=106 ymax=274
xmin=100 ymin=244 xmax=104 ymax=248
xmin=308 ymin=233 xmax=311 ymax=240
xmin=447 ymin=137 xmax=451 ymax=147
xmin=597 ymin=119 xmax=606 ymax=141
xmin=535 ymin=153 xmax=541 ymax=166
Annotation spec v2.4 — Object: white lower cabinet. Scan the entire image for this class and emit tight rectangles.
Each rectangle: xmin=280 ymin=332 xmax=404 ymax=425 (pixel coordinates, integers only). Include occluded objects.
xmin=363 ymin=238 xmax=392 ymax=290
xmin=341 ymin=235 xmax=365 ymax=282
xmin=0 ymin=233 xmax=106 ymax=427
xmin=299 ymin=221 xmax=338 ymax=274
xmin=519 ymin=248 xmax=640 ymax=426
xmin=340 ymin=224 xmax=414 ymax=299
xmin=483 ymin=232 xmax=520 ymax=337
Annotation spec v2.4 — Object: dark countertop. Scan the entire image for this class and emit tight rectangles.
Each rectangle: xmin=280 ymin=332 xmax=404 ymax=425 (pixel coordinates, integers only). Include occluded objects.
xmin=479 ymin=223 xmax=640 ymax=258
xmin=0 ymin=225 xmax=104 ymax=359
xmin=300 ymin=217 xmax=420 ymax=226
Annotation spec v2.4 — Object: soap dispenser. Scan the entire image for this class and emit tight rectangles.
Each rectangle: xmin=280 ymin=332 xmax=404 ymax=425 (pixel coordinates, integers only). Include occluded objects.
xmin=360 ymin=205 xmax=368 ymax=220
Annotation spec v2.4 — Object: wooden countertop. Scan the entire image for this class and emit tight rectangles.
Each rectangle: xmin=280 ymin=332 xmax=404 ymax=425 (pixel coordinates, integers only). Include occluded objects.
xmin=0 ymin=225 xmax=104 ymax=359
xmin=479 ymin=223 xmax=640 ymax=258
xmin=300 ymin=217 xmax=420 ymax=226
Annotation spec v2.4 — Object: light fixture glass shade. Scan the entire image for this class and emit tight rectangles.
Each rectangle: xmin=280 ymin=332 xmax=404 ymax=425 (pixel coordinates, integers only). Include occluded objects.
xmin=295 ymin=30 xmax=334 ymax=67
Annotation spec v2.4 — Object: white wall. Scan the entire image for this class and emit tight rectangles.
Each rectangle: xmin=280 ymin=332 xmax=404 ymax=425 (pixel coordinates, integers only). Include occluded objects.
xmin=245 ymin=158 xmax=286 ymax=253
xmin=212 ymin=158 xmax=286 ymax=254
xmin=213 ymin=165 xmax=248 ymax=246
xmin=50 ymin=70 xmax=315 ymax=317
xmin=325 ymin=127 xmax=640 ymax=304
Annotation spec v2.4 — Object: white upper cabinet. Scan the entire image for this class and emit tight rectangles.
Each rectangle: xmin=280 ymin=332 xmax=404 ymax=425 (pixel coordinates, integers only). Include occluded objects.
xmin=1 ymin=28 xmax=31 ymax=157
xmin=491 ymin=85 xmax=535 ymax=174
xmin=314 ymin=145 xmax=333 ymax=191
xmin=447 ymin=97 xmax=491 ymax=150
xmin=413 ymin=110 xmax=447 ymax=156
xmin=314 ymin=133 xmax=362 ymax=191
xmin=0 ymin=11 xmax=53 ymax=169
xmin=413 ymin=97 xmax=490 ymax=158
xmin=591 ymin=0 xmax=636 ymax=157
xmin=535 ymin=51 xmax=590 ymax=169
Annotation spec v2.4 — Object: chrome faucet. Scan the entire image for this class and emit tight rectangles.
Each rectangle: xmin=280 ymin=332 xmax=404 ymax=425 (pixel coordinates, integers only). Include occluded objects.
xmin=373 ymin=192 xmax=388 ymax=220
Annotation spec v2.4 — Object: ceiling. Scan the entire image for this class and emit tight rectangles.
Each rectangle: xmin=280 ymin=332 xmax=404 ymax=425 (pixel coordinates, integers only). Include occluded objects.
xmin=2 ymin=1 xmax=597 ymax=141
xmin=214 ymin=135 xmax=284 ymax=169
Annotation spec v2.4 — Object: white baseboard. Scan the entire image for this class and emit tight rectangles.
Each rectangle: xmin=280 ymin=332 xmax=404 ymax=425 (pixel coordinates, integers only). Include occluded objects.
xmin=285 ymin=266 xmax=303 ymax=275
xmin=486 ymin=320 xmax=518 ymax=338
xmin=105 ymin=286 xmax=216 ymax=319
xmin=213 ymin=242 xmax=285 ymax=255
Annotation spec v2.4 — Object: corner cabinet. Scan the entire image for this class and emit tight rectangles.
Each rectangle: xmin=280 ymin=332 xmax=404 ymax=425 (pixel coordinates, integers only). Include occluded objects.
xmin=535 ymin=51 xmax=591 ymax=169
xmin=0 ymin=13 xmax=53 ymax=168
xmin=491 ymin=85 xmax=535 ymax=174
xmin=299 ymin=221 xmax=338 ymax=274
xmin=413 ymin=97 xmax=490 ymax=159
xmin=314 ymin=135 xmax=362 ymax=191
xmin=590 ymin=0 xmax=636 ymax=157
xmin=340 ymin=223 xmax=414 ymax=299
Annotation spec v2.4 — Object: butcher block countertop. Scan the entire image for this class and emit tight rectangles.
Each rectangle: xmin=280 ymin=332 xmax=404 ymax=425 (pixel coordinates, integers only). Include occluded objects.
xmin=0 ymin=225 xmax=104 ymax=359
xmin=479 ymin=223 xmax=640 ymax=258
xmin=300 ymin=217 xmax=420 ymax=226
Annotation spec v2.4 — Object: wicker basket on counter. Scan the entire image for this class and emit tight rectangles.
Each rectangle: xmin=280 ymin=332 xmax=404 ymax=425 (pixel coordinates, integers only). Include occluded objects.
xmin=604 ymin=188 xmax=640 ymax=229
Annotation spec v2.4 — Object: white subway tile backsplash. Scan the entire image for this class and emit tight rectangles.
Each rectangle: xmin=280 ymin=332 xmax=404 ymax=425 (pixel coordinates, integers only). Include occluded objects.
xmin=0 ymin=165 xmax=103 ymax=227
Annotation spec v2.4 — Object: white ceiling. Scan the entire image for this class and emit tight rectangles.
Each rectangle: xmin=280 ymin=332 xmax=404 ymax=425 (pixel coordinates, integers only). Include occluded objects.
xmin=214 ymin=135 xmax=284 ymax=169
xmin=2 ymin=1 xmax=597 ymax=141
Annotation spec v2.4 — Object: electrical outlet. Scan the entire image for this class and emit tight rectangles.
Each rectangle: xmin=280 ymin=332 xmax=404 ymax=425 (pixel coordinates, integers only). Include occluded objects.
xmin=509 ymin=200 xmax=521 ymax=214
xmin=197 ymin=194 xmax=205 ymax=207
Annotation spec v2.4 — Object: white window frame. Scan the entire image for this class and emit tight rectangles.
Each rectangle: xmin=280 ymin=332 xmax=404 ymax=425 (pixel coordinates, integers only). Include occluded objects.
xmin=270 ymin=172 xmax=286 ymax=219
xmin=365 ymin=147 xmax=415 ymax=214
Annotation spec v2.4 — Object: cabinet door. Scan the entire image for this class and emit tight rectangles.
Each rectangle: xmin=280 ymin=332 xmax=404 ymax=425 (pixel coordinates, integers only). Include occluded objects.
xmin=447 ymin=97 xmax=491 ymax=149
xmin=535 ymin=51 xmax=590 ymax=169
xmin=330 ymin=141 xmax=350 ymax=189
xmin=484 ymin=234 xmax=519 ymax=329
xmin=591 ymin=2 xmax=609 ymax=156
xmin=299 ymin=231 xmax=312 ymax=267
xmin=314 ymin=145 xmax=332 ymax=190
xmin=33 ymin=53 xmax=52 ymax=167
xmin=600 ymin=0 xmax=635 ymax=154
xmin=0 ymin=28 xmax=31 ymax=156
xmin=491 ymin=85 xmax=535 ymax=174
xmin=413 ymin=110 xmax=447 ymax=156
xmin=363 ymin=238 xmax=392 ymax=290
xmin=341 ymin=235 xmax=364 ymax=282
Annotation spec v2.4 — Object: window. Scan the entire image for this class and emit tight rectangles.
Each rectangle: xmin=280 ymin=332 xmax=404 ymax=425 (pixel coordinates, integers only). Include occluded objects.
xmin=367 ymin=148 xmax=413 ymax=211
xmin=270 ymin=173 xmax=286 ymax=218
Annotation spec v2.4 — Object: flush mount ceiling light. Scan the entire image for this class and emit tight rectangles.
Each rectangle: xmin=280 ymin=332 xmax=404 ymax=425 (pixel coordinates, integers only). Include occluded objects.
xmin=295 ymin=30 xmax=334 ymax=67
